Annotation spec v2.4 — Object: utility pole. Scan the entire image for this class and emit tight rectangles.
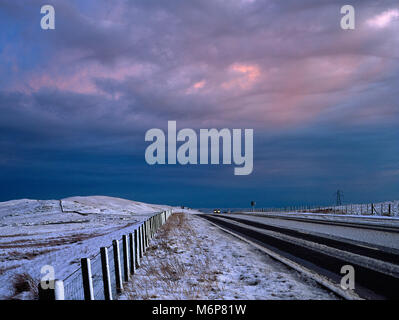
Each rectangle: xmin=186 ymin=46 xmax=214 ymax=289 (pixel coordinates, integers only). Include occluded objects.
xmin=335 ymin=190 xmax=344 ymax=206
xmin=251 ymin=201 xmax=256 ymax=212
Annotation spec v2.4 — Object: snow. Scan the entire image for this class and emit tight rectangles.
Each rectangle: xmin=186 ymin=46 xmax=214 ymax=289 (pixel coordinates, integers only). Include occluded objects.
xmin=271 ymin=200 xmax=399 ymax=218
xmin=0 ymin=196 xmax=174 ymax=299
xmin=241 ymin=210 xmax=399 ymax=229
xmin=61 ymin=196 xmax=172 ymax=216
xmin=121 ymin=213 xmax=337 ymax=300
xmin=241 ymin=201 xmax=399 ymax=225
xmin=0 ymin=195 xmax=343 ymax=300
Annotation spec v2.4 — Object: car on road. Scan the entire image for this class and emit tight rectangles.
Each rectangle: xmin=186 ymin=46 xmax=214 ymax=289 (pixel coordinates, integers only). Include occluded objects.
xmin=213 ymin=209 xmax=221 ymax=214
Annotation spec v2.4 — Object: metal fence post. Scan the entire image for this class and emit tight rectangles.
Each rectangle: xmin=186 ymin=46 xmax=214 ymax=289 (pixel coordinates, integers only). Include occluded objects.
xmin=81 ymin=258 xmax=94 ymax=300
xmin=122 ymin=235 xmax=130 ymax=282
xmin=129 ymin=233 xmax=136 ymax=275
xmin=100 ymin=247 xmax=112 ymax=300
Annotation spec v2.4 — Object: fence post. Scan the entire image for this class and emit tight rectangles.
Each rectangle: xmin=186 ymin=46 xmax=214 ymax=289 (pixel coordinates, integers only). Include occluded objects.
xmin=38 ymin=279 xmax=65 ymax=300
xmin=122 ymin=235 xmax=130 ymax=282
xmin=140 ymin=225 xmax=145 ymax=256
xmin=100 ymin=247 xmax=112 ymax=300
xmin=372 ymin=203 xmax=375 ymax=215
xmin=146 ymin=220 xmax=150 ymax=247
xmin=129 ymin=233 xmax=136 ymax=275
xmin=149 ymin=217 xmax=153 ymax=238
xmin=134 ymin=228 xmax=141 ymax=268
xmin=146 ymin=221 xmax=149 ymax=248
xmin=112 ymin=240 xmax=123 ymax=294
xmin=389 ymin=204 xmax=392 ymax=216
xmin=81 ymin=258 xmax=94 ymax=300
xmin=138 ymin=225 xmax=142 ymax=258
xmin=144 ymin=221 xmax=148 ymax=248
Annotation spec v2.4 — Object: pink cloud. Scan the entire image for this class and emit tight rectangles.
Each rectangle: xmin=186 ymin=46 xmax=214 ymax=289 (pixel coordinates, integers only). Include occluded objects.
xmin=12 ymin=60 xmax=152 ymax=96
xmin=367 ymin=9 xmax=399 ymax=28
xmin=186 ymin=80 xmax=207 ymax=94
xmin=222 ymin=63 xmax=261 ymax=90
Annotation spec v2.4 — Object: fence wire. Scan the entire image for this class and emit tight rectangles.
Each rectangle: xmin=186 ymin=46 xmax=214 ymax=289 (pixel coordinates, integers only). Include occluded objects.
xmin=63 ymin=267 xmax=85 ymax=300
xmin=56 ymin=211 xmax=170 ymax=300
xmin=107 ymin=244 xmax=118 ymax=299
xmin=91 ymin=253 xmax=105 ymax=300
xmin=250 ymin=202 xmax=399 ymax=217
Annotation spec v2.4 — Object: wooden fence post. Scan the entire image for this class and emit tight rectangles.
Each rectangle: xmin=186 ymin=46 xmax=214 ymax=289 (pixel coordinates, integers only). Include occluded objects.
xmin=149 ymin=218 xmax=152 ymax=239
xmin=122 ymin=235 xmax=130 ymax=282
xmin=141 ymin=223 xmax=145 ymax=255
xmin=146 ymin=221 xmax=149 ymax=247
xmin=144 ymin=221 xmax=148 ymax=249
xmin=112 ymin=240 xmax=123 ymax=294
xmin=81 ymin=258 xmax=94 ymax=300
xmin=134 ymin=228 xmax=141 ymax=268
xmin=129 ymin=233 xmax=136 ymax=275
xmin=140 ymin=225 xmax=145 ymax=256
xmin=100 ymin=247 xmax=112 ymax=300
xmin=38 ymin=279 xmax=64 ymax=300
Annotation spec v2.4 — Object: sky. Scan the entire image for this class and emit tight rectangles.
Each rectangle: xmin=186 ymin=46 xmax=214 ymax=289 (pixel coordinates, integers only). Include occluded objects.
xmin=0 ymin=0 xmax=398 ymax=208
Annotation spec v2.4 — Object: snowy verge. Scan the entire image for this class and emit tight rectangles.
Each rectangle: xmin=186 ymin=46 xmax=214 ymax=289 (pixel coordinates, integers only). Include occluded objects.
xmin=121 ymin=213 xmax=337 ymax=300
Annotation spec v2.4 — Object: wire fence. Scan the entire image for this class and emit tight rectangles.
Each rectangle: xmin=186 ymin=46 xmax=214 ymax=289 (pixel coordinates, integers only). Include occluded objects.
xmin=244 ymin=201 xmax=399 ymax=217
xmin=91 ymin=251 xmax=105 ymax=300
xmin=41 ymin=210 xmax=172 ymax=300
xmin=63 ymin=265 xmax=85 ymax=300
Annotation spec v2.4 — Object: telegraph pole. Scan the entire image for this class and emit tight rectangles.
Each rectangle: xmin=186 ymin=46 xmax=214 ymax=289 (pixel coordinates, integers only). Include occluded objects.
xmin=335 ymin=190 xmax=344 ymax=206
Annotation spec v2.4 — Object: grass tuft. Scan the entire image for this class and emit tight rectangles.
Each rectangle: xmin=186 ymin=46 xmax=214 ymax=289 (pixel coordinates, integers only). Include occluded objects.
xmin=11 ymin=273 xmax=38 ymax=299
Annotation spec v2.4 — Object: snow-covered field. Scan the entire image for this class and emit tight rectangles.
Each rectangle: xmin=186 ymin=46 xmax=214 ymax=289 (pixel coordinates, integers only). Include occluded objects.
xmin=316 ymin=200 xmax=399 ymax=217
xmin=121 ymin=213 xmax=337 ymax=300
xmin=245 ymin=200 xmax=399 ymax=218
xmin=0 ymin=196 xmax=178 ymax=299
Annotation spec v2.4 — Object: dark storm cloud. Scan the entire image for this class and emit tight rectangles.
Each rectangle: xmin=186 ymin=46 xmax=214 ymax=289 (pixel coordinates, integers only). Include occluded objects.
xmin=0 ymin=0 xmax=398 ymax=205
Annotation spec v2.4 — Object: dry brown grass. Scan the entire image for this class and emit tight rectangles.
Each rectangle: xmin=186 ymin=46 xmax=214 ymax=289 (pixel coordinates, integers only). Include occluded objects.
xmin=1 ymin=249 xmax=55 ymax=262
xmin=0 ymin=265 xmax=21 ymax=275
xmin=124 ymin=213 xmax=221 ymax=300
xmin=11 ymin=273 xmax=38 ymax=299
xmin=0 ymin=233 xmax=104 ymax=249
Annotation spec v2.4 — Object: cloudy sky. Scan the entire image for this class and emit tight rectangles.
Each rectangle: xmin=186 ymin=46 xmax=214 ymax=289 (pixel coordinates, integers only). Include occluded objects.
xmin=0 ymin=0 xmax=398 ymax=208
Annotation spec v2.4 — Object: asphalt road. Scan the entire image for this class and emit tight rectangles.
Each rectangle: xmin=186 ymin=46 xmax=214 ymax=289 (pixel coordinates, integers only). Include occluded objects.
xmin=222 ymin=213 xmax=399 ymax=251
xmin=202 ymin=212 xmax=399 ymax=299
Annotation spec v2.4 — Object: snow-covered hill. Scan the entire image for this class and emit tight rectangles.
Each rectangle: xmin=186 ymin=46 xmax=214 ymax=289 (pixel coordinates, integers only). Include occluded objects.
xmin=0 ymin=196 xmax=182 ymax=299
